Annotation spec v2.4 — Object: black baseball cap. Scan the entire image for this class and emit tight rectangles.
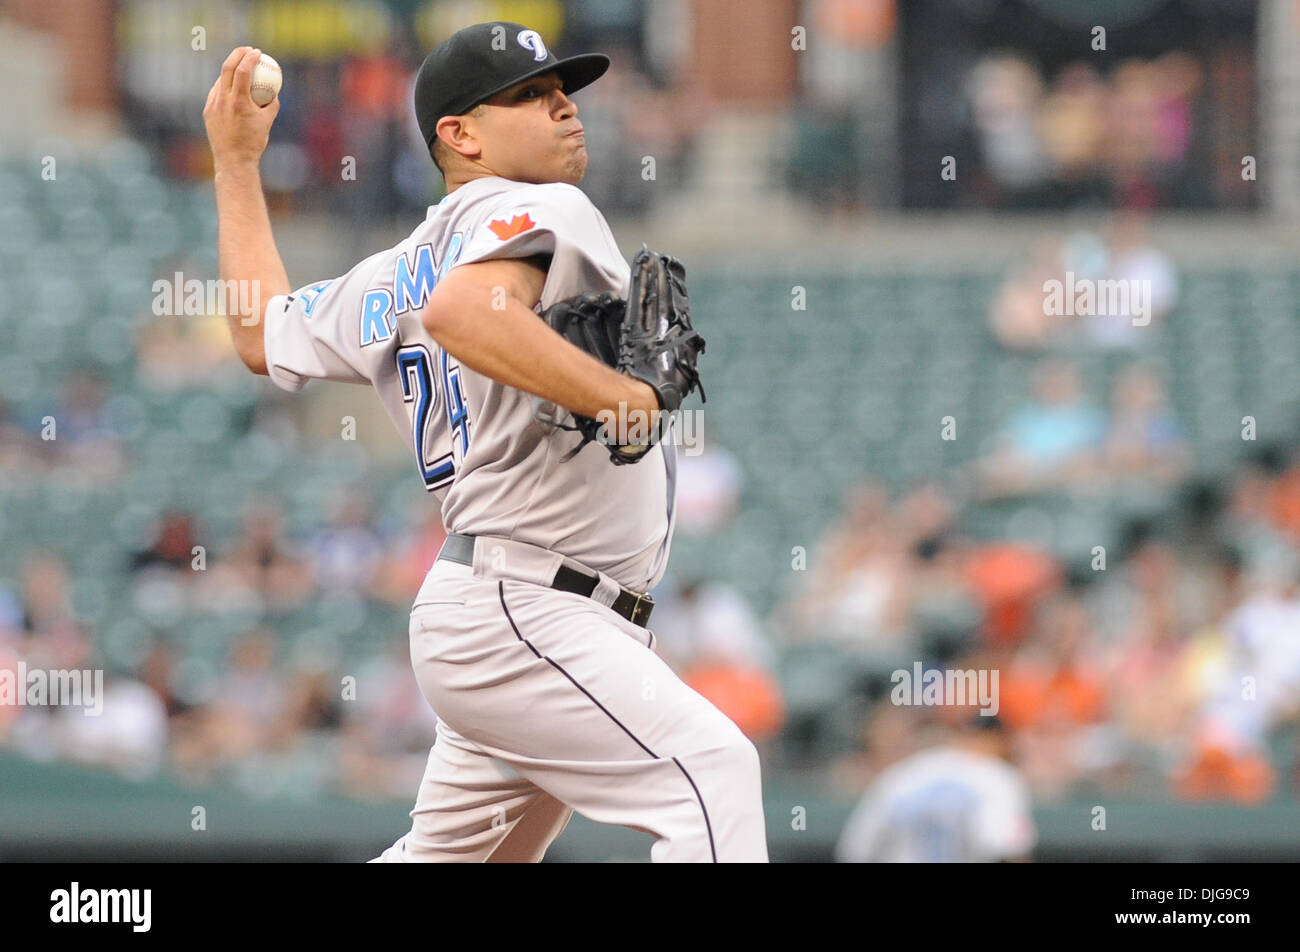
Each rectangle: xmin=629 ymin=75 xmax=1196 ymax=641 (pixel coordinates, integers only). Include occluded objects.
xmin=414 ymin=21 xmax=609 ymax=150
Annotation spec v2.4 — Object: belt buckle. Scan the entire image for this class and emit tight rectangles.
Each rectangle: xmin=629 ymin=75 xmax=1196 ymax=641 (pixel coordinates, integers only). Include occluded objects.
xmin=628 ymin=591 xmax=654 ymax=627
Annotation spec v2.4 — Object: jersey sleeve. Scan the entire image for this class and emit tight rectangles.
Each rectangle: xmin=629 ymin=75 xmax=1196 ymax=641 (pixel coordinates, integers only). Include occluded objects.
xmin=262 ymin=250 xmax=393 ymax=392
xmin=452 ymin=183 xmax=629 ymax=307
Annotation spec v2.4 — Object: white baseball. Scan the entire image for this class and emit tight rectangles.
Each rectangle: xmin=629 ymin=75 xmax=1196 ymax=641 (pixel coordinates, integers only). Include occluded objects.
xmin=250 ymin=53 xmax=282 ymax=107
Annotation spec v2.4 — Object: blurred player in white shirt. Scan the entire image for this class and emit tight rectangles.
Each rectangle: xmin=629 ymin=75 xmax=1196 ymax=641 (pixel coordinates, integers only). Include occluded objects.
xmin=835 ymin=715 xmax=1036 ymax=863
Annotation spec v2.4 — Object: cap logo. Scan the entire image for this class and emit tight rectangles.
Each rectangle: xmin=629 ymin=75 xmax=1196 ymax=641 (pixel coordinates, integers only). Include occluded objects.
xmin=517 ymin=30 xmax=548 ymax=62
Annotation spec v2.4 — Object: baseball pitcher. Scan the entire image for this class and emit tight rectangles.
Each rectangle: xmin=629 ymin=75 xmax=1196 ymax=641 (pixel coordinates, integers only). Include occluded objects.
xmin=202 ymin=22 xmax=768 ymax=862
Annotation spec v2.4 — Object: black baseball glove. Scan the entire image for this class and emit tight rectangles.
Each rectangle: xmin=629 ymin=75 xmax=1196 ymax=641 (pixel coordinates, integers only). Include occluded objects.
xmin=538 ymin=245 xmax=705 ymax=464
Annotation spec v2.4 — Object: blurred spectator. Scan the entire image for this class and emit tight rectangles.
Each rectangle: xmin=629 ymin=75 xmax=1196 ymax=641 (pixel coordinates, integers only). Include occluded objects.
xmin=58 ymin=679 xmax=169 ymax=781
xmin=199 ymin=500 xmax=313 ymax=615
xmin=989 ymin=237 xmax=1070 ymax=351
xmin=968 ymin=54 xmax=1052 ymax=197
xmin=1217 ymin=456 xmax=1293 ymax=566
xmin=1106 ymin=55 xmax=1202 ymax=209
xmin=835 ymin=715 xmax=1036 ymax=862
xmin=217 ymin=630 xmax=289 ymax=730
xmin=905 ymin=531 xmax=981 ymax=663
xmin=131 ymin=511 xmax=200 ymax=575
xmin=137 ymin=640 xmax=193 ymax=719
xmin=135 ymin=309 xmax=240 ymax=390
xmin=910 ymin=44 xmax=1229 ymax=210
xmin=975 ymin=360 xmax=1105 ymax=498
xmin=48 ymin=369 xmax=124 ymax=479
xmin=782 ymin=482 xmax=985 ymax=657
xmin=998 ymin=593 xmax=1111 ymax=798
xmin=1091 ymin=535 xmax=1208 ymax=647
xmin=136 ymin=257 xmax=244 ymax=390
xmin=129 ymin=511 xmax=206 ymax=629
xmin=650 ymin=576 xmax=782 ymax=742
xmin=1038 ymin=63 xmax=1107 ymax=189
xmin=282 ymin=663 xmax=345 ymax=736
xmin=1103 ymin=363 xmax=1188 ymax=483
xmin=16 ymin=551 xmax=74 ymax=635
xmin=170 ymin=629 xmax=290 ymax=782
xmin=651 ymin=577 xmax=760 ymax=667
xmin=785 ymin=0 xmax=896 ymax=211
xmin=990 ymin=219 xmax=1178 ymax=353
xmin=829 ymin=699 xmax=922 ymax=797
xmin=299 ymin=63 xmax=348 ymax=193
xmin=891 ymin=483 xmax=981 ymax=659
xmin=372 ymin=501 xmax=446 ymax=609
xmin=1179 ymin=544 xmax=1300 ymax=802
xmin=338 ymin=640 xmax=440 ymax=800
xmin=1104 ymin=582 xmax=1198 ymax=772
xmin=338 ymin=40 xmax=411 ymax=220
xmin=803 ymin=0 xmax=897 ymax=108
xmin=672 ymin=441 xmax=743 ymax=536
xmin=571 ymin=45 xmax=703 ymax=217
xmin=781 ymin=481 xmax=912 ymax=656
xmin=1085 ymin=214 xmax=1178 ymax=348
xmin=1000 ymin=594 xmax=1107 ymax=731
xmin=1 ymin=575 xmax=99 ymax=763
xmin=306 ymin=494 xmax=384 ymax=595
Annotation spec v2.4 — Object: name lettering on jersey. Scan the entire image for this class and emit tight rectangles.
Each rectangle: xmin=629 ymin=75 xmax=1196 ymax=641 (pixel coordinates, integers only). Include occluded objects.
xmin=360 ymin=288 xmax=395 ymax=346
xmin=360 ymin=232 xmax=463 ymax=347
xmin=488 ymin=213 xmax=536 ymax=241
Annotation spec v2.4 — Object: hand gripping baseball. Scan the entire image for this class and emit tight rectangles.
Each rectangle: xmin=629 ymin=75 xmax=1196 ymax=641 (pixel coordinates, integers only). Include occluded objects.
xmin=203 ymin=47 xmax=281 ymax=170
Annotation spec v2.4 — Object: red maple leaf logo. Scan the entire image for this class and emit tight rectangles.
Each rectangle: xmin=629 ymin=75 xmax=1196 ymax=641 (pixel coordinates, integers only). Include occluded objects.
xmin=488 ymin=213 xmax=536 ymax=240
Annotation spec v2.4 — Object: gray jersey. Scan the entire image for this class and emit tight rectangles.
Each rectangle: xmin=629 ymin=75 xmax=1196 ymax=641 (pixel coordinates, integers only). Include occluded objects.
xmin=262 ymin=176 xmax=676 ymax=591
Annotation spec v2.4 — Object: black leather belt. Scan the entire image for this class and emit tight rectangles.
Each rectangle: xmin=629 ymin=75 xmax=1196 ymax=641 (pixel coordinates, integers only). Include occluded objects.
xmin=436 ymin=533 xmax=654 ymax=628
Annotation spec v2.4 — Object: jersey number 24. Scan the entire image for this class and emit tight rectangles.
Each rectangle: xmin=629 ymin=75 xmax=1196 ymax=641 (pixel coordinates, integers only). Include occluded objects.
xmin=396 ymin=344 xmax=470 ymax=491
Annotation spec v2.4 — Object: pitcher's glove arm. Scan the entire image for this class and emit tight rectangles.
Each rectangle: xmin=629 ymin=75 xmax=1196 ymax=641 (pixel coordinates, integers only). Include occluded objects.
xmin=537 ymin=245 xmax=706 ymax=464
